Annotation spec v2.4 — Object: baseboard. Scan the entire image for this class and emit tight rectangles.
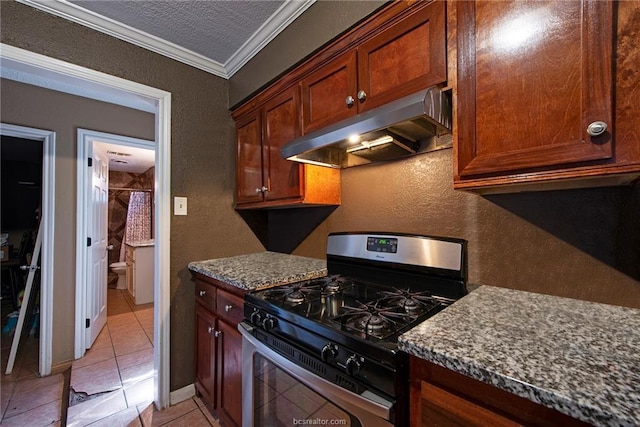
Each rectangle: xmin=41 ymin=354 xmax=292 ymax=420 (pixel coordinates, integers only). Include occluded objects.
xmin=169 ymin=383 xmax=195 ymax=405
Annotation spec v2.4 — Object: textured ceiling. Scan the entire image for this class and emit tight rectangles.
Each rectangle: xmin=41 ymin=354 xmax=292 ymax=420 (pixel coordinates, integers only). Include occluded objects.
xmin=16 ymin=0 xmax=315 ymax=78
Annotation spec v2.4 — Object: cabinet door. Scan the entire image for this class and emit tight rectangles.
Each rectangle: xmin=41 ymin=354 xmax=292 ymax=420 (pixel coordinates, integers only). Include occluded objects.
xmin=456 ymin=0 xmax=613 ymax=179
xmin=195 ymin=305 xmax=217 ymax=409
xmin=216 ymin=320 xmax=243 ymax=427
xmin=418 ymin=382 xmax=521 ymax=427
xmin=263 ymin=86 xmax=304 ymax=202
xmin=357 ymin=0 xmax=447 ymax=112
xmin=302 ymin=51 xmax=358 ymax=134
xmin=236 ymin=111 xmax=264 ymax=204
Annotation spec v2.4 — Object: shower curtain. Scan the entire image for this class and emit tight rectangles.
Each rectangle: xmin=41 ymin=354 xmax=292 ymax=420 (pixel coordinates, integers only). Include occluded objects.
xmin=124 ymin=191 xmax=152 ymax=244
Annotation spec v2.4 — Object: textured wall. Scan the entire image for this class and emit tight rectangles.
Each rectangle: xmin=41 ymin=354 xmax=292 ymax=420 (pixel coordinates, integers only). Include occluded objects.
xmin=1 ymin=1 xmax=264 ymax=391
xmin=293 ymin=150 xmax=640 ymax=308
xmin=0 ymin=78 xmax=155 ymax=364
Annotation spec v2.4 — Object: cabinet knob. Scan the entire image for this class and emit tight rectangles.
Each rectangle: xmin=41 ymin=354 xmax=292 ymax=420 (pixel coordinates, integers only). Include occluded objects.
xmin=214 ymin=330 xmax=222 ymax=338
xmin=345 ymin=95 xmax=355 ymax=107
xmin=106 ymin=245 xmax=114 ymax=251
xmin=357 ymin=90 xmax=367 ymax=102
xmin=207 ymin=326 xmax=214 ymax=334
xmin=587 ymin=121 xmax=607 ymax=137
xmin=225 ymin=304 xmax=233 ymax=312
xmin=255 ymin=187 xmax=263 ymax=194
xmin=261 ymin=186 xmax=268 ymax=193
xmin=199 ymin=290 xmax=206 ymax=297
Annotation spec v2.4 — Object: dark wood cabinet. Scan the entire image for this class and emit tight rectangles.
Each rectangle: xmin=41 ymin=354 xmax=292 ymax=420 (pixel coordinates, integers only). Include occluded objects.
xmin=301 ymin=1 xmax=446 ymax=134
xmin=195 ymin=304 xmax=217 ymax=409
xmin=410 ymin=357 xmax=590 ymax=427
xmin=235 ymin=85 xmax=340 ymax=209
xmin=302 ymin=51 xmax=358 ymax=134
xmin=216 ymin=319 xmax=243 ymax=426
xmin=356 ymin=0 xmax=446 ymax=113
xmin=453 ymin=0 xmax=640 ymax=191
xmin=235 ymin=111 xmax=263 ymax=205
xmin=193 ymin=274 xmax=245 ymax=427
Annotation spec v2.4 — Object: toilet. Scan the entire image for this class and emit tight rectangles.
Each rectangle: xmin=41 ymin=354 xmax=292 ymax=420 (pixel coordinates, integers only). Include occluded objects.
xmin=110 ymin=261 xmax=127 ymax=289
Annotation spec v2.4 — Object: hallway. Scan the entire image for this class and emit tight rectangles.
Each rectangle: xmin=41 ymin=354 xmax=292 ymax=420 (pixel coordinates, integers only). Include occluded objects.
xmin=1 ymin=289 xmax=220 ymax=426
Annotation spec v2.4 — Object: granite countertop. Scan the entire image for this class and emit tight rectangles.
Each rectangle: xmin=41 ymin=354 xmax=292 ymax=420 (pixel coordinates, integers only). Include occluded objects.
xmin=399 ymin=285 xmax=640 ymax=427
xmin=126 ymin=239 xmax=155 ymax=248
xmin=188 ymin=251 xmax=327 ymax=291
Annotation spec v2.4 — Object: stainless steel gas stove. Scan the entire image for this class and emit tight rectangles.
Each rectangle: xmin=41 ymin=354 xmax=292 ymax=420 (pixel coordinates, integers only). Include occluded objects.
xmin=239 ymin=232 xmax=467 ymax=426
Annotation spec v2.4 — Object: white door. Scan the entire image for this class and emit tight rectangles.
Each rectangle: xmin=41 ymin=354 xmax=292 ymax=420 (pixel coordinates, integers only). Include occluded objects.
xmin=86 ymin=142 xmax=109 ymax=348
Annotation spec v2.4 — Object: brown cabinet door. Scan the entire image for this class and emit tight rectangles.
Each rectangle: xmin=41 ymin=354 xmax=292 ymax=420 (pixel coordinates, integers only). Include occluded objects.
xmin=302 ymin=51 xmax=358 ymax=134
xmin=236 ymin=111 xmax=264 ymax=204
xmin=263 ymin=86 xmax=304 ymax=202
xmin=456 ymin=0 xmax=614 ymax=179
xmin=216 ymin=320 xmax=243 ymax=427
xmin=195 ymin=304 xmax=217 ymax=409
xmin=357 ymin=0 xmax=447 ymax=112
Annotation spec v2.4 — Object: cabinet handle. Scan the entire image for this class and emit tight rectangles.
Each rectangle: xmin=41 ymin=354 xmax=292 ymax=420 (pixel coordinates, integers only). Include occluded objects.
xmin=587 ymin=121 xmax=607 ymax=137
xmin=199 ymin=290 xmax=206 ymax=297
xmin=261 ymin=186 xmax=268 ymax=193
xmin=357 ymin=90 xmax=367 ymax=102
xmin=207 ymin=326 xmax=214 ymax=334
xmin=255 ymin=187 xmax=263 ymax=194
xmin=225 ymin=304 xmax=233 ymax=312
xmin=214 ymin=330 xmax=222 ymax=338
xmin=345 ymin=95 xmax=355 ymax=107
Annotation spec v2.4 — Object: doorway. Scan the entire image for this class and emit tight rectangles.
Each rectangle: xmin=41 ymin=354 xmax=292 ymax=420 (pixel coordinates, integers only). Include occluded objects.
xmin=0 ymin=123 xmax=55 ymax=377
xmin=75 ymin=129 xmax=155 ymax=355
xmin=1 ymin=43 xmax=172 ymax=409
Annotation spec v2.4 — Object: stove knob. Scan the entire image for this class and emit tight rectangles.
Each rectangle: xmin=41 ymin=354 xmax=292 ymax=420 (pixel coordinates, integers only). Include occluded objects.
xmin=345 ymin=355 xmax=362 ymax=375
xmin=250 ymin=310 xmax=262 ymax=325
xmin=262 ymin=316 xmax=277 ymax=331
xmin=321 ymin=344 xmax=337 ymax=362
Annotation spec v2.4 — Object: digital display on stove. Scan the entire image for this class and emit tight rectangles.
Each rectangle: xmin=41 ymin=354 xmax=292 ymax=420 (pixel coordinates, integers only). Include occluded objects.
xmin=367 ymin=237 xmax=398 ymax=253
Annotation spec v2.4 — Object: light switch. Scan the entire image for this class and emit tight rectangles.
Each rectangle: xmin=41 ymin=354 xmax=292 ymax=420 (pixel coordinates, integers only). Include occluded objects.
xmin=174 ymin=197 xmax=187 ymax=215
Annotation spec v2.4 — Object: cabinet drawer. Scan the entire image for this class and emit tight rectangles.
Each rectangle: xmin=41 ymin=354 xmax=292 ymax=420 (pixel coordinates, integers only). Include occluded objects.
xmin=195 ymin=280 xmax=216 ymax=312
xmin=216 ymin=289 xmax=244 ymax=325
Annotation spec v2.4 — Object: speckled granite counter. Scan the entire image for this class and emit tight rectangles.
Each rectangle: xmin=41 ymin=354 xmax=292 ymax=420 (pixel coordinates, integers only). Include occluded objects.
xmin=399 ymin=286 xmax=640 ymax=427
xmin=188 ymin=251 xmax=327 ymax=291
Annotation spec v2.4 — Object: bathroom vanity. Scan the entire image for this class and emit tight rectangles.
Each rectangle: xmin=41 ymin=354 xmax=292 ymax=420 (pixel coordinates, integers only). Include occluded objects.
xmin=125 ymin=240 xmax=154 ymax=305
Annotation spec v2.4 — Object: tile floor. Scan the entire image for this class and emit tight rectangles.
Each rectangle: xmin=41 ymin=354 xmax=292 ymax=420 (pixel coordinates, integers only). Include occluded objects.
xmin=1 ymin=289 xmax=221 ymax=426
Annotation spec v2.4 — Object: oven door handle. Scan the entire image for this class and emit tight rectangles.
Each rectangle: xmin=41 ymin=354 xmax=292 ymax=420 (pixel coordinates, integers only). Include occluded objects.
xmin=239 ymin=322 xmax=394 ymax=426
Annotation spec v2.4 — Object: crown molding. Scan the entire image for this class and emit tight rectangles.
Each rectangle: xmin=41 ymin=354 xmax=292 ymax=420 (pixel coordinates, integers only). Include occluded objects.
xmin=16 ymin=0 xmax=315 ymax=80
xmin=224 ymin=0 xmax=316 ymax=78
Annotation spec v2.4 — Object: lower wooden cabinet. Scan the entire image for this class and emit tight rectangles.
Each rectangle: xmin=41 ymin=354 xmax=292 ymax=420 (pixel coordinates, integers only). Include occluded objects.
xmin=410 ymin=357 xmax=590 ymax=427
xmin=193 ymin=274 xmax=244 ymax=427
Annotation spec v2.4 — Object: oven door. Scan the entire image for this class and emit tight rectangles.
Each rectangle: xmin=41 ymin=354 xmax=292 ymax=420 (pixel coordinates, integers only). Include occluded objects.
xmin=239 ymin=322 xmax=394 ymax=427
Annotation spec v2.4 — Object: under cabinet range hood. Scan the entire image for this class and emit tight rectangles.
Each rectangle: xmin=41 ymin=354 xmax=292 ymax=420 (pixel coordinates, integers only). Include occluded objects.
xmin=281 ymin=86 xmax=452 ymax=168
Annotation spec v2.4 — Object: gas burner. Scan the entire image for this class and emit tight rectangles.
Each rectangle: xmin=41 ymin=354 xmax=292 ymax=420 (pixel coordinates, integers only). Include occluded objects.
xmin=379 ymin=288 xmax=439 ymax=315
xmin=264 ymin=281 xmax=322 ymax=305
xmin=333 ymin=300 xmax=415 ymax=339
xmin=317 ymin=275 xmax=352 ymax=294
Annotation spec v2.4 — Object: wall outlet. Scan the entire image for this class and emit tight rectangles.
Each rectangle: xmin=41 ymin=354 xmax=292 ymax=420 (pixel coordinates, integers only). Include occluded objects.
xmin=174 ymin=197 xmax=187 ymax=215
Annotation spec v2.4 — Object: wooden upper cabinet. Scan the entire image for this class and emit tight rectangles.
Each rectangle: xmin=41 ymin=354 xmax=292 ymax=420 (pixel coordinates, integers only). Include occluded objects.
xmin=235 ymin=85 xmax=340 ymax=208
xmin=264 ymin=87 xmax=304 ymax=201
xmin=235 ymin=112 xmax=263 ymax=205
xmin=357 ymin=0 xmax=446 ymax=112
xmin=301 ymin=0 xmax=447 ymax=134
xmin=455 ymin=0 xmax=614 ymax=184
xmin=302 ymin=51 xmax=358 ymax=134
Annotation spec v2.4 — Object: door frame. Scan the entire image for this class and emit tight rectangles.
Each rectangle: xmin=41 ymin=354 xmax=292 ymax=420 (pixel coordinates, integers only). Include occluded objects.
xmin=0 ymin=123 xmax=55 ymax=377
xmin=1 ymin=43 xmax=172 ymax=409
xmin=75 ymin=129 xmax=155 ymax=355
